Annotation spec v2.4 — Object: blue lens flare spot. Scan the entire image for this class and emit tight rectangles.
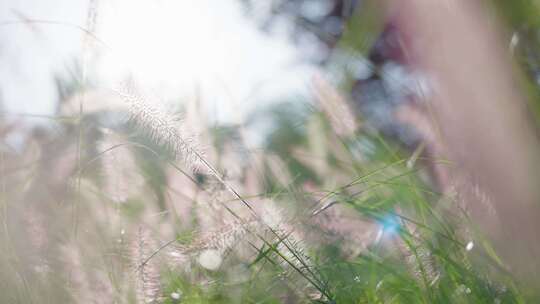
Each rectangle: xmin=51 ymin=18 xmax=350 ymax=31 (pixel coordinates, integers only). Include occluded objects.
xmin=379 ymin=214 xmax=400 ymax=236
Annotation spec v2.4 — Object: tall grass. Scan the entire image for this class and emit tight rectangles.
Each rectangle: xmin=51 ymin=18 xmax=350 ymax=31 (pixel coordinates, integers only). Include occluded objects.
xmin=0 ymin=75 xmax=532 ymax=303
xmin=2 ymin=1 xmax=540 ymax=302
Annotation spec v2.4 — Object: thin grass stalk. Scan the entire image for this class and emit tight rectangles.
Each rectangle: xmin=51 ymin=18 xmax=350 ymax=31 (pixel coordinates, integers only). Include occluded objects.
xmin=115 ymin=85 xmax=333 ymax=300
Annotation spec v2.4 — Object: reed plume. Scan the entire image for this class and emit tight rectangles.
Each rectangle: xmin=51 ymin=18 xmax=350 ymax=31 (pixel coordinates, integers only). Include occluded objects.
xmin=114 ymin=80 xmax=204 ymax=173
xmin=133 ymin=227 xmax=162 ymax=304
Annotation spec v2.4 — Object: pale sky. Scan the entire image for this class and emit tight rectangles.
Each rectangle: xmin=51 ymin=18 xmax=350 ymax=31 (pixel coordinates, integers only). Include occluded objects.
xmin=0 ymin=0 xmax=321 ymax=124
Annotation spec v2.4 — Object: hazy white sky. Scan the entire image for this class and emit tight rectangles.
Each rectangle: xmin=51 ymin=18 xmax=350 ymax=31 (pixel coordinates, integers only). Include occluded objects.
xmin=0 ymin=0 xmax=87 ymax=116
xmin=0 ymin=0 xmax=320 ymax=124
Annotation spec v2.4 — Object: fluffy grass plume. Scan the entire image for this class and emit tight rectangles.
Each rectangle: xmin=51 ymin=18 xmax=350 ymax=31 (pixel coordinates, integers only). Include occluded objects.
xmin=114 ymin=79 xmax=205 ymax=173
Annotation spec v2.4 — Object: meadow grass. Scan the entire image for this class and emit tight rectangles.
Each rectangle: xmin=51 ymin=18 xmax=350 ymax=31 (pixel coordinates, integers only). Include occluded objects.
xmin=2 ymin=1 xmax=540 ymax=302
xmin=2 ymin=85 xmax=530 ymax=303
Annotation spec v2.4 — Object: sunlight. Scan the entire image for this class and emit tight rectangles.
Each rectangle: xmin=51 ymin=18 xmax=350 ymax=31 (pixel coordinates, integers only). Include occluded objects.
xmin=98 ymin=1 xmax=221 ymax=87
xmin=95 ymin=0 xmax=316 ymax=122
